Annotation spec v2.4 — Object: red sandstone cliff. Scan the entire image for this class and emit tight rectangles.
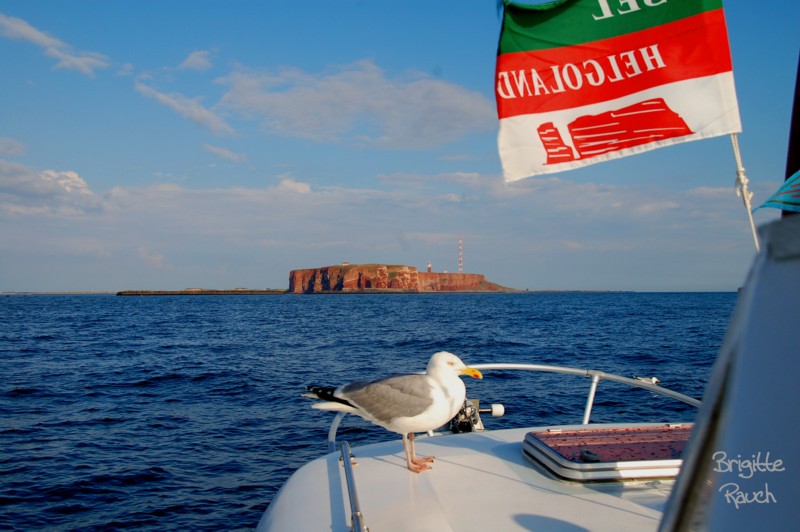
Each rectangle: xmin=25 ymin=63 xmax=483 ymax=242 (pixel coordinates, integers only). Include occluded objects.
xmin=288 ymin=264 xmax=512 ymax=294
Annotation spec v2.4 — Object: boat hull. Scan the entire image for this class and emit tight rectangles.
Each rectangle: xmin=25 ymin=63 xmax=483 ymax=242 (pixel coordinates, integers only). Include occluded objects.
xmin=259 ymin=424 xmax=678 ymax=531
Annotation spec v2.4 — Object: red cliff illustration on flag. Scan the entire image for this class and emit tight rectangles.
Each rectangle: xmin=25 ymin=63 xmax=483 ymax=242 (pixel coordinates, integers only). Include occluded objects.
xmin=496 ymin=0 xmax=741 ymax=181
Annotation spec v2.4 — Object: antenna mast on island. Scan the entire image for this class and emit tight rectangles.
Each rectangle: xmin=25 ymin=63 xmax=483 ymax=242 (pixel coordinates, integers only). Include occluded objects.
xmin=458 ymin=238 xmax=463 ymax=274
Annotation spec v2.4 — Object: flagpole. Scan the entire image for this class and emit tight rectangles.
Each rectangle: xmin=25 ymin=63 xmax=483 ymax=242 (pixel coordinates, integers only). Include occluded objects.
xmin=730 ymin=133 xmax=760 ymax=252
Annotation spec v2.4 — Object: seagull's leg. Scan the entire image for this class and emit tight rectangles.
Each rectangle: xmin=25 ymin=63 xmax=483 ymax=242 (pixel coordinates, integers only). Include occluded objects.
xmin=402 ymin=433 xmax=432 ymax=473
xmin=408 ymin=433 xmax=435 ymax=467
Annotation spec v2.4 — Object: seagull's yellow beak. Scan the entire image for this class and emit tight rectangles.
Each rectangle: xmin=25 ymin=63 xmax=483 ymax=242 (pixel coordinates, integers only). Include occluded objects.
xmin=461 ymin=367 xmax=483 ymax=379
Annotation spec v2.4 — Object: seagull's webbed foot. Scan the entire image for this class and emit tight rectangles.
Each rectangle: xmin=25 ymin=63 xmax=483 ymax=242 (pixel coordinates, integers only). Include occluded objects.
xmin=407 ymin=459 xmax=433 ymax=473
xmin=403 ymin=433 xmax=434 ymax=473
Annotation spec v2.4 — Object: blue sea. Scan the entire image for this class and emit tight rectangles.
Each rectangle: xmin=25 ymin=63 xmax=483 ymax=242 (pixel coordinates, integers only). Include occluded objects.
xmin=1 ymin=292 xmax=736 ymax=530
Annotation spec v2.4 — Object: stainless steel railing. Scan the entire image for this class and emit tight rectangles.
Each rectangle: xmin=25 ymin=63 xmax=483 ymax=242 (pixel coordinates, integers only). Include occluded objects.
xmin=339 ymin=441 xmax=368 ymax=532
xmin=325 ymin=362 xmax=701 ymax=448
xmin=471 ymin=363 xmax=701 ymax=425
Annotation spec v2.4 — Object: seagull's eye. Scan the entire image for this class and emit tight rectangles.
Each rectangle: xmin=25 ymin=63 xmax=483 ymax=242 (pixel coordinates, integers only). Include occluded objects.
xmin=447 ymin=361 xmax=455 ymax=366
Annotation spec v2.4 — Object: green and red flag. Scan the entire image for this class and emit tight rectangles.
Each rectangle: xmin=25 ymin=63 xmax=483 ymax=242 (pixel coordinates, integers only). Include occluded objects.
xmin=496 ymin=0 xmax=741 ymax=181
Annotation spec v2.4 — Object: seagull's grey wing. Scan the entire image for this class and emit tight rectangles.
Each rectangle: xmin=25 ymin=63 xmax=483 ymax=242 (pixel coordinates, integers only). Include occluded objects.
xmin=339 ymin=374 xmax=434 ymax=423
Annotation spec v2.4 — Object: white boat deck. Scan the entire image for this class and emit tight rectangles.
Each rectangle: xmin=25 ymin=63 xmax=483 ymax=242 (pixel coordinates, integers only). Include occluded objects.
xmin=259 ymin=424 xmax=677 ymax=531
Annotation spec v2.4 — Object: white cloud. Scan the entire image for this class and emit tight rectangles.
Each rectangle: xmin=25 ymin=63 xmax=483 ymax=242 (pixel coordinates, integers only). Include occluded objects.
xmin=45 ymin=46 xmax=109 ymax=77
xmin=0 ymin=12 xmax=61 ymax=47
xmin=202 ymin=143 xmax=246 ymax=163
xmin=0 ymin=12 xmax=109 ymax=77
xmin=277 ymin=178 xmax=311 ymax=194
xmin=218 ymin=60 xmax=495 ymax=149
xmin=135 ymin=81 xmax=235 ymax=135
xmin=179 ymin=50 xmax=212 ymax=71
xmin=0 ymin=159 xmax=103 ymax=215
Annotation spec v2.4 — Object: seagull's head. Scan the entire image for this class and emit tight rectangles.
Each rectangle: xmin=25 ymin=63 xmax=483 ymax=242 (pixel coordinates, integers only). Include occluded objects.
xmin=427 ymin=351 xmax=483 ymax=380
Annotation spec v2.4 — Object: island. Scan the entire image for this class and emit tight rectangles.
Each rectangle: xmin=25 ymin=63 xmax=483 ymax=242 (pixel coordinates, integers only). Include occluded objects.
xmin=288 ymin=263 xmax=514 ymax=293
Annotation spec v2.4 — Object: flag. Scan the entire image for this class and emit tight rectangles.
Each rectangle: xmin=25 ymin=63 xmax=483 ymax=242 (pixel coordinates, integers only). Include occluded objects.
xmin=753 ymin=170 xmax=800 ymax=213
xmin=496 ymin=0 xmax=741 ymax=181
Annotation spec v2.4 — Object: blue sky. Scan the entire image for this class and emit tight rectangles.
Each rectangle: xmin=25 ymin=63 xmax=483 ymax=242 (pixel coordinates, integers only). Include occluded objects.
xmin=1 ymin=1 xmax=797 ymax=292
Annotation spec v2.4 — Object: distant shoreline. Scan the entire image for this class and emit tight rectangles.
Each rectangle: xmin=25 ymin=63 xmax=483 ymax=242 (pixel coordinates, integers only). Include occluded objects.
xmin=116 ymin=289 xmax=286 ymax=296
xmin=2 ymin=291 xmax=118 ymax=295
xmin=2 ymin=289 xmax=643 ymax=296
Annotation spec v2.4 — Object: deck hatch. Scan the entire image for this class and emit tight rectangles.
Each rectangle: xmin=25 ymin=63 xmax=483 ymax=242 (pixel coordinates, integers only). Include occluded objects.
xmin=522 ymin=424 xmax=692 ymax=481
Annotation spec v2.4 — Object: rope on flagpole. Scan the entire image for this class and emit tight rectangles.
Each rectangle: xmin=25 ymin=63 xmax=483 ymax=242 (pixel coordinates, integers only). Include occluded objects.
xmin=731 ymin=133 xmax=760 ymax=252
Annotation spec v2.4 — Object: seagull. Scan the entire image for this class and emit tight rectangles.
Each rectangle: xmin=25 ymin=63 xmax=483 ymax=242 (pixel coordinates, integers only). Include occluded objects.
xmin=304 ymin=351 xmax=483 ymax=473
xmin=634 ymin=376 xmax=661 ymax=385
